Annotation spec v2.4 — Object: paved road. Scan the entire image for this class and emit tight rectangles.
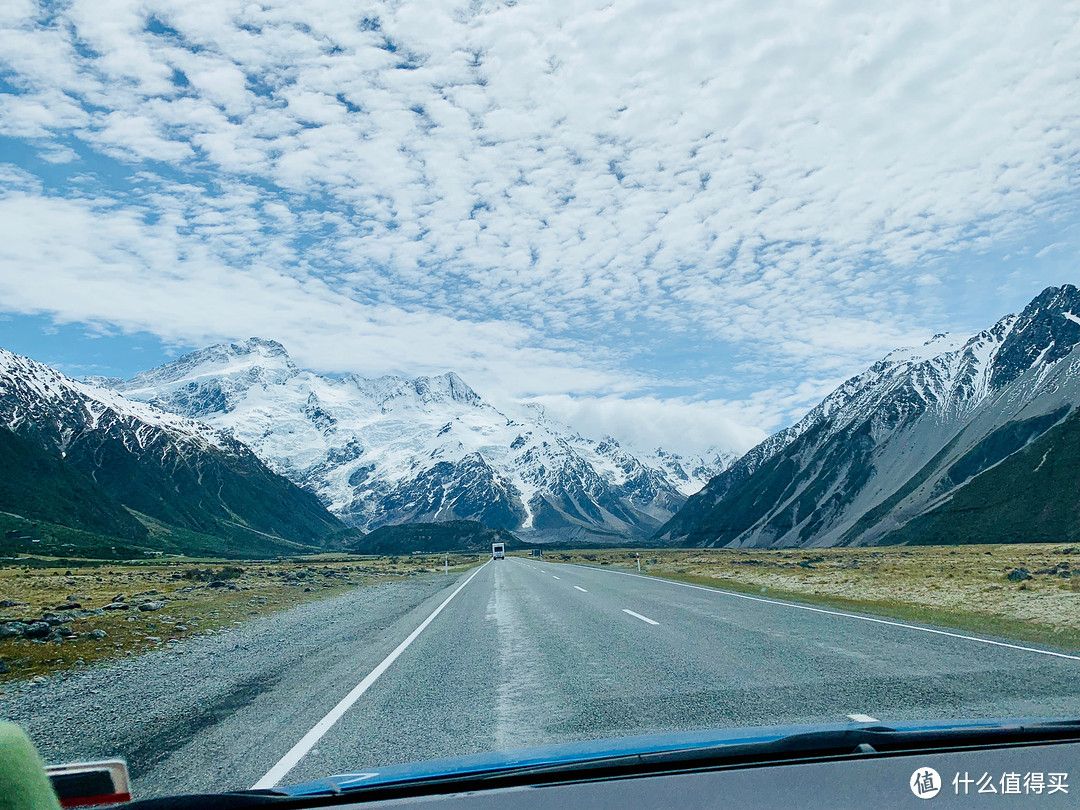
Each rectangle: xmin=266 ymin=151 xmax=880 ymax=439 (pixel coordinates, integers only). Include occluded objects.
xmin=5 ymin=557 xmax=1080 ymax=798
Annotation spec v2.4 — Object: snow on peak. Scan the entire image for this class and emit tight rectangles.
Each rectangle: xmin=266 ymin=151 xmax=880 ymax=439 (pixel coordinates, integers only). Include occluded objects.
xmin=881 ymin=332 xmax=967 ymax=366
xmin=0 ymin=346 xmax=223 ymax=448
xmin=118 ymin=338 xmax=298 ymax=402
xmin=346 ymin=371 xmax=484 ymax=410
xmin=97 ymin=343 xmax=732 ymax=535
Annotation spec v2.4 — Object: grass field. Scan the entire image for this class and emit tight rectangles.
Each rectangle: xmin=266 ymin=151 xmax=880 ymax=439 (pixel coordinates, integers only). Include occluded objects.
xmin=0 ymin=553 xmax=483 ymax=683
xmin=540 ymin=544 xmax=1080 ymax=653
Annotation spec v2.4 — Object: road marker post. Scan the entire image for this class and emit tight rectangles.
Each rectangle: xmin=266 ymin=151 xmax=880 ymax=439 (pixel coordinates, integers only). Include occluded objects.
xmin=636 ymin=553 xmax=641 ymax=573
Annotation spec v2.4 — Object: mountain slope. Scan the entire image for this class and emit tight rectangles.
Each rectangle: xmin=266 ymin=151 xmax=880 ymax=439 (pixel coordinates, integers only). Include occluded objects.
xmin=879 ymin=407 xmax=1080 ymax=545
xmin=0 ymin=347 xmax=345 ymax=556
xmin=658 ymin=284 xmax=1080 ymax=548
xmin=0 ymin=424 xmax=148 ymax=542
xmin=109 ymin=339 xmax=732 ymax=542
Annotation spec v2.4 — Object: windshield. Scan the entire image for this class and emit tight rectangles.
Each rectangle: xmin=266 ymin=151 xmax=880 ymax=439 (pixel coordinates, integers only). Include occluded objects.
xmin=1 ymin=0 xmax=1079 ymax=802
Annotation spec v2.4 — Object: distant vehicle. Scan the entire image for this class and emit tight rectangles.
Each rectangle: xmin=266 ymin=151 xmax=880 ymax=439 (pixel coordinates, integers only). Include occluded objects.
xmin=492 ymin=542 xmax=505 ymax=560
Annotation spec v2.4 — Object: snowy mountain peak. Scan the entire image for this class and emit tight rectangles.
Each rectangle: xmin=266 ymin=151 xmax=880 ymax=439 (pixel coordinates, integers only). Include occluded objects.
xmin=346 ymin=371 xmax=484 ymax=411
xmin=126 ymin=338 xmax=296 ymax=386
xmin=989 ymin=284 xmax=1080 ymax=389
xmin=0 ymin=346 xmax=223 ymax=450
xmin=881 ymin=332 xmax=966 ymax=366
xmin=115 ymin=338 xmax=300 ymax=418
xmin=101 ymin=343 xmax=733 ymax=540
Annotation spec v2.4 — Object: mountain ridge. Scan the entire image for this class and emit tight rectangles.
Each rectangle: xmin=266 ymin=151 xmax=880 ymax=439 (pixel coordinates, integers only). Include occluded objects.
xmin=0 ymin=346 xmax=345 ymax=557
xmin=658 ymin=284 xmax=1080 ymax=548
xmin=106 ymin=340 xmax=734 ymax=542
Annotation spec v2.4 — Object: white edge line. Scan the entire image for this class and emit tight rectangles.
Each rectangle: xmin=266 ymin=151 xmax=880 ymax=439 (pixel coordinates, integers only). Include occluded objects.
xmin=252 ymin=562 xmax=490 ymax=789
xmin=563 ymin=563 xmax=1080 ymax=662
xmin=552 ymin=575 xmax=560 ymax=579
xmin=622 ymin=608 xmax=660 ymax=626
xmin=847 ymin=714 xmax=879 ymax=723
xmin=574 ymin=586 xmax=588 ymax=593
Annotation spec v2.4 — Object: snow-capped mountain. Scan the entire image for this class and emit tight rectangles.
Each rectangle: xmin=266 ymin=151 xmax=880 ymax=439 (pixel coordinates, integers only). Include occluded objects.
xmin=0 ymin=347 xmax=344 ymax=555
xmin=106 ymin=339 xmax=731 ymax=541
xmin=658 ymin=284 xmax=1080 ymax=548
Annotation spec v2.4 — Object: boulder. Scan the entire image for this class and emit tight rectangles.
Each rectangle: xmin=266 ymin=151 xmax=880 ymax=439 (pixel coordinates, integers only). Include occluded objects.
xmin=0 ymin=622 xmax=28 ymax=639
xmin=23 ymin=622 xmax=51 ymax=639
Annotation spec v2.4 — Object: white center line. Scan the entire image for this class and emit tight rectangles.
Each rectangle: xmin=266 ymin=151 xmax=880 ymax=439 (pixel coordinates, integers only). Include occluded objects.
xmin=847 ymin=713 xmax=879 ymax=723
xmin=251 ymin=562 xmax=490 ymax=789
xmin=574 ymin=586 xmax=588 ymax=593
xmin=623 ymin=608 xmax=659 ymax=625
xmin=565 ymin=563 xmax=1080 ymax=663
xmin=552 ymin=575 xmax=560 ymax=580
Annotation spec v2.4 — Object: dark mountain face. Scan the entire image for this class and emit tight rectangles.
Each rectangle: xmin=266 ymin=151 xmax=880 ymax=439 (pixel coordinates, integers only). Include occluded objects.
xmin=658 ymin=284 xmax=1080 ymax=549
xmin=0 ymin=348 xmax=344 ymax=556
xmin=371 ymin=453 xmax=528 ymax=530
xmin=989 ymin=285 xmax=1080 ymax=389
xmin=0 ymin=425 xmax=148 ymax=542
xmin=882 ymin=407 xmax=1080 ymax=546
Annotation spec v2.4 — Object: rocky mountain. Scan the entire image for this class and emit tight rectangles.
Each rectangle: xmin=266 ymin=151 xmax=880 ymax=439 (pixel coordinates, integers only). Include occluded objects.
xmin=658 ymin=284 xmax=1080 ymax=548
xmin=106 ymin=339 xmax=732 ymax=542
xmin=0 ymin=348 xmax=345 ymax=557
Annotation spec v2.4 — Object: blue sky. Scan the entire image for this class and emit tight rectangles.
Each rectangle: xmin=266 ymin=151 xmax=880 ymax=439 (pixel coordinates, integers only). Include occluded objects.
xmin=1 ymin=0 xmax=1078 ymax=455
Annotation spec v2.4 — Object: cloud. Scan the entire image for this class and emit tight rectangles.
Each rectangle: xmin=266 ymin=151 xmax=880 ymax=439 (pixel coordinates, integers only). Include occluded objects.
xmin=0 ymin=0 xmax=1078 ymax=452
xmin=526 ymin=394 xmax=771 ymax=458
xmin=0 ymin=190 xmax=640 ymax=402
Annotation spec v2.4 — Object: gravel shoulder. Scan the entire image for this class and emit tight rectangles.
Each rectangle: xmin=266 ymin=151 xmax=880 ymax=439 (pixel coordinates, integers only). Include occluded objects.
xmin=0 ymin=572 xmax=462 ymax=798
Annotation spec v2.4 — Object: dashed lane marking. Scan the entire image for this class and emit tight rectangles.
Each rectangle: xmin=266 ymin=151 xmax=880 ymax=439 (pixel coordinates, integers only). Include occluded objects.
xmin=623 ymin=609 xmax=660 ymax=626
xmin=563 ymin=563 xmax=1080 ymax=662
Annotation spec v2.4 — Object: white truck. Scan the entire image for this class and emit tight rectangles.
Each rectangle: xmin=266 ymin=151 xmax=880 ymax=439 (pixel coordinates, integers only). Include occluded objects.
xmin=492 ymin=542 xmax=505 ymax=560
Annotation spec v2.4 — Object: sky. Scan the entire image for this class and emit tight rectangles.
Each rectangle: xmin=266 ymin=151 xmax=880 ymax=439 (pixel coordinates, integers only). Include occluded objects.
xmin=1 ymin=0 xmax=1078 ymax=456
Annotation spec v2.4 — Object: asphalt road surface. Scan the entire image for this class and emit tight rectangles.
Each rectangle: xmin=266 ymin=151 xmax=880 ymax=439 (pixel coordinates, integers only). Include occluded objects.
xmin=5 ymin=558 xmax=1080 ymax=798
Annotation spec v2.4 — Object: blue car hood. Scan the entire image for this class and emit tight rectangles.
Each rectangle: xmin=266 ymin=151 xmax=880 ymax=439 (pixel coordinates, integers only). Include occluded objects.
xmin=277 ymin=717 xmax=1018 ymax=796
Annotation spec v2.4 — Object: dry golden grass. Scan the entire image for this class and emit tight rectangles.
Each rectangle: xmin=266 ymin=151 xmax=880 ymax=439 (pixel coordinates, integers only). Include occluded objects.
xmin=0 ymin=553 xmax=480 ymax=682
xmin=543 ymin=544 xmax=1080 ymax=651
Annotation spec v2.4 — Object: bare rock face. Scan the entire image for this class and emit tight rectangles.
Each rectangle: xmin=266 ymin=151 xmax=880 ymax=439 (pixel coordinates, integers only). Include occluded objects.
xmin=659 ymin=284 xmax=1080 ymax=549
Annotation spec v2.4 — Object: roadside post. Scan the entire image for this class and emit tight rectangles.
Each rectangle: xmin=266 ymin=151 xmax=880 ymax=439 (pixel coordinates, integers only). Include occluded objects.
xmin=445 ymin=553 xmax=449 ymax=574
xmin=636 ymin=553 xmax=641 ymax=573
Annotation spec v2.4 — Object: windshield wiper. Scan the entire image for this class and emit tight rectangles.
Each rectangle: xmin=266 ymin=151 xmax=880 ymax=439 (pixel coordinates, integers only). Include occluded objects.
xmin=125 ymin=719 xmax=1080 ymax=809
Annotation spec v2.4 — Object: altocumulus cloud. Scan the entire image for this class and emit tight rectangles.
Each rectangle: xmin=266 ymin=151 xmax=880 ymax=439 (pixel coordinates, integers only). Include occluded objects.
xmin=0 ymin=0 xmax=1078 ymax=453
